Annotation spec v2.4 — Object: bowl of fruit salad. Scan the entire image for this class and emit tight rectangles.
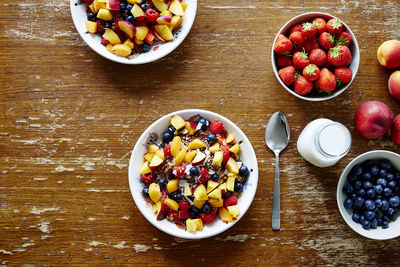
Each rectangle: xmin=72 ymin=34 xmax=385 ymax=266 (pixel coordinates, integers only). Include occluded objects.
xmin=128 ymin=109 xmax=258 ymax=239
xmin=337 ymin=150 xmax=400 ymax=240
xmin=271 ymin=12 xmax=360 ymax=101
xmin=70 ymin=0 xmax=197 ymax=64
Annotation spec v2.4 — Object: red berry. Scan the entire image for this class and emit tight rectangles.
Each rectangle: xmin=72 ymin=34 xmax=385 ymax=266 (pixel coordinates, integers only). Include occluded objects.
xmin=301 ymin=22 xmax=318 ymax=38
xmin=277 ymin=55 xmax=292 ymax=68
xmin=172 ymin=165 xmax=186 ymax=179
xmin=224 ymin=195 xmax=238 ymax=207
xmin=199 ymin=212 xmax=216 ymax=224
xmin=328 ymin=45 xmax=352 ymax=67
xmin=326 ymin=18 xmax=343 ymax=35
xmin=278 ymin=66 xmax=296 ymax=86
xmin=112 ymin=20 xmax=120 ymax=32
xmin=145 ymin=8 xmax=160 ymax=22
xmin=178 ymin=200 xmax=191 ymax=211
xmin=315 ymin=68 xmax=337 ymax=92
xmin=274 ymin=34 xmax=293 ymax=54
xmin=303 ymin=36 xmax=319 ymax=53
xmin=187 ymin=121 xmax=197 ymax=130
xmin=221 ymin=145 xmax=230 ymax=163
xmin=289 ymin=31 xmax=304 ymax=47
xmin=318 ymin=32 xmax=335 ymax=50
xmin=198 ymin=167 xmax=210 ymax=184
xmin=294 ymin=75 xmax=313 ymax=95
xmin=209 ymin=120 xmax=224 ymax=135
xmin=289 ymin=24 xmax=302 ymax=34
xmin=141 ymin=173 xmax=154 ymax=185
xmin=100 ymin=37 xmax=110 ymax=46
xmin=336 ymin=32 xmax=352 ymax=46
xmin=156 ymin=201 xmax=170 ymax=220
xmin=178 ymin=209 xmax=190 ymax=219
xmin=163 ymin=144 xmax=171 ymax=157
xmin=167 ymin=210 xmax=179 ymax=222
xmin=335 ymin=67 xmax=352 ymax=83
xmin=303 ymin=64 xmax=320 ymax=82
xmin=312 ymin=17 xmax=327 ymax=35
xmin=96 ymin=21 xmax=105 ymax=34
xmin=293 ymin=51 xmax=310 ymax=70
xmin=309 ymin=48 xmax=327 ymax=67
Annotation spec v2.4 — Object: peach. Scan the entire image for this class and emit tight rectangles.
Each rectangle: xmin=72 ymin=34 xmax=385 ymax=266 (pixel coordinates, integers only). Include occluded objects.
xmin=388 ymin=71 xmax=400 ymax=100
xmin=392 ymin=114 xmax=400 ymax=146
xmin=377 ymin=40 xmax=400 ymax=69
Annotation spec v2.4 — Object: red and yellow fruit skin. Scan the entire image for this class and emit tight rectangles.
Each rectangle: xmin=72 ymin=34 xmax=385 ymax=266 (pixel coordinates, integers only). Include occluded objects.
xmin=391 ymin=115 xmax=400 ymax=146
xmin=388 ymin=71 xmax=400 ymax=101
xmin=377 ymin=40 xmax=400 ymax=69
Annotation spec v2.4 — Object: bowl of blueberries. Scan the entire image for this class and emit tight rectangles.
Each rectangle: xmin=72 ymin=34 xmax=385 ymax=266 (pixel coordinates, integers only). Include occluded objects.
xmin=337 ymin=150 xmax=400 ymax=240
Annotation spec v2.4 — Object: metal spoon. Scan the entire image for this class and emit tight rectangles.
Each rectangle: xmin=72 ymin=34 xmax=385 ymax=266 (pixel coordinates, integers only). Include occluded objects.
xmin=265 ymin=111 xmax=290 ymax=231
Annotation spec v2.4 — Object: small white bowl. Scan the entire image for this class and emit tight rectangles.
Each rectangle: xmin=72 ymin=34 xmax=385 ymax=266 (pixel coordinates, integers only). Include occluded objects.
xmin=70 ymin=0 xmax=197 ymax=64
xmin=337 ymin=150 xmax=400 ymax=240
xmin=271 ymin=12 xmax=360 ymax=101
xmin=128 ymin=109 xmax=258 ymax=239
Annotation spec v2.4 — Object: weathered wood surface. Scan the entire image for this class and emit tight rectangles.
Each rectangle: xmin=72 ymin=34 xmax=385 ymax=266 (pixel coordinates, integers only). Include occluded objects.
xmin=1 ymin=0 xmax=400 ymax=265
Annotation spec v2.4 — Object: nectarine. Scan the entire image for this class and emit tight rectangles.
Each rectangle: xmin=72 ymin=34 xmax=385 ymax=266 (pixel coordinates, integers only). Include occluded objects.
xmin=377 ymin=40 xmax=400 ymax=69
xmin=392 ymin=114 xmax=400 ymax=146
xmin=389 ymin=71 xmax=400 ymax=100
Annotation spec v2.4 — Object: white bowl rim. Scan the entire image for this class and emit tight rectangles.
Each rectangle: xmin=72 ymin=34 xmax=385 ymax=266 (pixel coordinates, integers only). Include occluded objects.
xmin=271 ymin=12 xmax=360 ymax=101
xmin=70 ymin=0 xmax=197 ymax=64
xmin=128 ymin=109 xmax=259 ymax=239
xmin=337 ymin=150 xmax=400 ymax=240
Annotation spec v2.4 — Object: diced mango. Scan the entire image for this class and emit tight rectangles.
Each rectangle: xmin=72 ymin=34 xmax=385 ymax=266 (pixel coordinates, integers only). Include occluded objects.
xmin=106 ymin=43 xmax=113 ymax=53
xmin=135 ymin=37 xmax=144 ymax=45
xmin=208 ymin=188 xmax=221 ymax=199
xmin=219 ymin=207 xmax=234 ymax=222
xmin=188 ymin=139 xmax=206 ymax=149
xmin=181 ymin=2 xmax=188 ymax=11
xmin=208 ymin=198 xmax=223 ymax=208
xmin=94 ymin=0 xmax=106 ymax=13
xmin=193 ymin=199 xmax=206 ymax=209
xmin=209 ymin=142 xmax=220 ymax=154
xmin=167 ymin=179 xmax=178 ymax=193
xmin=226 ymin=134 xmax=235 ymax=144
xmin=148 ymin=144 xmax=159 ymax=153
xmin=103 ymin=29 xmax=121 ymax=44
xmin=173 ymin=147 xmax=186 ymax=165
xmin=194 ymin=184 xmax=208 ymax=201
xmin=227 ymin=205 xmax=240 ymax=218
xmin=212 ymin=151 xmax=223 ymax=167
xmin=149 ymin=183 xmax=161 ymax=203
xmin=97 ymin=8 xmax=113 ymax=20
xmin=85 ymin=21 xmax=97 ymax=33
xmin=89 ymin=3 xmax=96 ymax=13
xmin=152 ymin=0 xmax=167 ymax=11
xmin=164 ymin=198 xmax=179 ymax=211
xmin=123 ymin=39 xmax=134 ymax=49
xmin=169 ymin=0 xmax=184 ymax=15
xmin=171 ymin=136 xmax=182 ymax=157
xmin=131 ymin=4 xmax=145 ymax=18
xmin=226 ymin=157 xmax=239 ymax=174
xmin=170 ymin=115 xmax=186 ymax=130
xmin=140 ymin=161 xmax=152 ymax=174
xmin=193 ymin=218 xmax=203 ymax=231
xmin=185 ymin=121 xmax=196 ymax=135
xmin=154 ymin=25 xmax=173 ymax=41
xmin=184 ymin=184 xmax=192 ymax=196
xmin=229 ymin=143 xmax=240 ymax=154
xmin=152 ymin=201 xmax=161 ymax=215
xmin=144 ymin=152 xmax=155 ymax=162
xmin=184 ymin=150 xmax=197 ymax=163
xmin=227 ymin=176 xmax=235 ymax=192
xmin=218 ymin=182 xmax=227 ymax=193
xmin=186 ymin=218 xmax=197 ymax=232
xmin=207 ymin=180 xmax=220 ymax=193
xmin=135 ymin=26 xmax=149 ymax=40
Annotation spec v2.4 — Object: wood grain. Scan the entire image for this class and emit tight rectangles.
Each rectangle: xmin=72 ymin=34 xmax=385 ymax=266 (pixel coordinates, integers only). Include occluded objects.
xmin=1 ymin=0 xmax=400 ymax=265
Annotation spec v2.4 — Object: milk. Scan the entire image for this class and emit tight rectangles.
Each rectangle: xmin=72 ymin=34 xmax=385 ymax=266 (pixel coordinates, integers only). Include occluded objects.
xmin=297 ymin=118 xmax=351 ymax=167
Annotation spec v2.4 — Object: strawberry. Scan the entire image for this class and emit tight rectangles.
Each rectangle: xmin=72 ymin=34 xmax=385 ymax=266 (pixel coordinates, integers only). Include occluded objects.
xmin=96 ymin=21 xmax=105 ymax=34
xmin=277 ymin=55 xmax=292 ymax=68
xmin=141 ymin=173 xmax=154 ymax=185
xmin=302 ymin=64 xmax=320 ymax=82
xmin=112 ymin=20 xmax=120 ymax=32
xmin=198 ymin=167 xmax=210 ymax=184
xmin=318 ymin=32 xmax=335 ymax=50
xmin=199 ymin=212 xmax=216 ymax=224
xmin=289 ymin=31 xmax=304 ymax=47
xmin=309 ymin=48 xmax=327 ymax=67
xmin=217 ymin=136 xmax=227 ymax=146
xmin=178 ymin=209 xmax=190 ymax=219
xmin=289 ymin=24 xmax=302 ymax=34
xmin=326 ymin=18 xmax=343 ymax=35
xmin=303 ymin=36 xmax=319 ymax=53
xmin=278 ymin=66 xmax=295 ymax=86
xmin=224 ymin=194 xmax=238 ymax=207
xmin=163 ymin=144 xmax=171 ymax=157
xmin=335 ymin=67 xmax=352 ymax=83
xmin=156 ymin=202 xmax=170 ymax=220
xmin=221 ymin=145 xmax=230 ymax=163
xmin=301 ymin=22 xmax=317 ymax=38
xmin=315 ymin=68 xmax=337 ymax=92
xmin=335 ymin=32 xmax=352 ymax=46
xmin=160 ymin=191 xmax=168 ymax=202
xmin=172 ymin=165 xmax=186 ymax=179
xmin=294 ymin=75 xmax=313 ymax=95
xmin=209 ymin=120 xmax=224 ymax=134
xmin=187 ymin=121 xmax=197 ymax=130
xmin=328 ymin=45 xmax=352 ymax=67
xmin=166 ymin=210 xmax=179 ymax=222
xmin=178 ymin=200 xmax=191 ymax=211
xmin=100 ymin=37 xmax=110 ymax=46
xmin=293 ymin=51 xmax=310 ymax=70
xmin=274 ymin=34 xmax=293 ymax=54
xmin=312 ymin=17 xmax=327 ymax=35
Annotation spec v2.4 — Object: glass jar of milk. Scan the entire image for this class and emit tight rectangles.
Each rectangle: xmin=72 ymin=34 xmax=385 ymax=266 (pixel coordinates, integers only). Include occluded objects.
xmin=297 ymin=118 xmax=351 ymax=167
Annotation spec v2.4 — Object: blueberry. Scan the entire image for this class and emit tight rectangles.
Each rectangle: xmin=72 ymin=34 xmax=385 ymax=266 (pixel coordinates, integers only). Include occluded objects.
xmin=383 ymin=215 xmax=390 ymax=223
xmin=375 ymin=184 xmax=383 ymax=194
xmin=120 ymin=2 xmax=126 ymax=10
xmin=382 ymin=221 xmax=389 ymax=229
xmin=381 ymin=199 xmax=390 ymax=211
xmin=343 ymin=184 xmax=354 ymax=195
xmin=366 ymin=189 xmax=376 ymax=199
xmin=175 ymin=192 xmax=182 ymax=200
xmin=395 ymin=171 xmax=400 ymax=180
xmin=142 ymin=187 xmax=149 ymax=198
xmin=167 ymin=125 xmax=176 ymax=134
xmin=389 ymin=196 xmax=400 ymax=207
xmin=352 ymin=165 xmax=363 ymax=176
xmin=140 ymin=3 xmax=148 ymax=11
xmin=363 ymin=172 xmax=372 ymax=180
xmin=162 ymin=131 xmax=173 ymax=142
xmin=235 ymin=182 xmax=244 ymax=192
xmin=353 ymin=180 xmax=362 ymax=189
xmin=126 ymin=4 xmax=133 ymax=11
xmin=380 ymin=159 xmax=392 ymax=170
xmin=387 ymin=207 xmax=395 ymax=216
xmin=352 ymin=213 xmax=360 ymax=222
xmin=375 ymin=198 xmax=383 ymax=208
xmin=377 ymin=218 xmax=383 ymax=226
xmin=384 ymin=187 xmax=392 ymax=197
xmin=363 ymin=181 xmax=373 ymax=190
xmin=388 ymin=180 xmax=397 ymax=189
xmin=189 ymin=167 xmax=199 ymax=176
xmin=351 ymin=193 xmax=357 ymax=201
xmin=362 ymin=160 xmax=373 ymax=168
xmin=211 ymin=173 xmax=219 ymax=181
xmin=207 ymin=133 xmax=216 ymax=142
xmin=371 ymin=218 xmax=378 ymax=229
xmin=348 ymin=174 xmax=358 ymax=183
xmin=202 ymin=203 xmax=211 ymax=213
xmin=87 ymin=12 xmax=96 ymax=21
xmin=198 ymin=118 xmax=208 ymax=130
xmin=395 ymin=186 xmax=400 ymax=193
xmin=391 ymin=213 xmax=398 ymax=221
xmin=364 ymin=210 xmax=375 ymax=220
xmin=344 ymin=199 xmax=354 ymax=209
xmin=362 ymin=220 xmax=371 ymax=230
xmin=365 ymin=199 xmax=375 ymax=210
xmin=126 ymin=15 xmax=134 ymax=23
xmin=371 ymin=166 xmax=379 ymax=176
xmin=239 ymin=165 xmax=250 ymax=178
xmin=380 ymin=169 xmax=387 ymax=177
xmin=377 ymin=178 xmax=387 ymax=187
xmin=190 ymin=205 xmax=200 ymax=214
xmin=222 ymin=191 xmax=231 ymax=198
xmin=142 ymin=44 xmax=151 ymax=53
xmin=355 ymin=197 xmax=365 ymax=208
xmin=168 ymin=192 xmax=176 ymax=200
xmin=189 ymin=211 xmax=197 ymax=219
xmin=358 ymin=188 xmax=366 ymax=197
xmin=158 ymin=178 xmax=166 ymax=187
xmin=387 ymin=173 xmax=394 ymax=181
xmin=359 ymin=215 xmax=366 ymax=223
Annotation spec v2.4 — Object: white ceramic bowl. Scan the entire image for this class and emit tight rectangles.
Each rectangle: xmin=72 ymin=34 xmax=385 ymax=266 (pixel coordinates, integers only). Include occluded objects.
xmin=337 ymin=150 xmax=400 ymax=240
xmin=128 ymin=109 xmax=258 ymax=239
xmin=271 ymin=12 xmax=360 ymax=101
xmin=70 ymin=0 xmax=197 ymax=64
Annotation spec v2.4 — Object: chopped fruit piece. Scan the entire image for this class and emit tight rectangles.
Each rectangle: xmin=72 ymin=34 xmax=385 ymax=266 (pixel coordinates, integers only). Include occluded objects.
xmin=156 ymin=202 xmax=170 ymax=220
xmin=208 ymin=188 xmax=221 ymax=199
xmin=172 ymin=165 xmax=186 ymax=179
xmin=160 ymin=10 xmax=172 ymax=16
xmin=212 ymin=151 xmax=223 ymax=167
xmin=219 ymin=207 xmax=234 ymax=222
xmin=173 ymin=147 xmax=186 ymax=165
xmin=164 ymin=198 xmax=179 ymax=211
xmin=149 ymin=183 xmax=161 ymax=203
xmin=226 ymin=134 xmax=235 ymax=144
xmin=221 ymin=145 xmax=230 ymax=163
xmin=208 ymin=198 xmax=223 ymax=208
xmin=192 ymin=218 xmax=204 ymax=231
xmin=143 ymin=152 xmax=155 ymax=162
xmin=156 ymin=15 xmax=172 ymax=25
xmin=85 ymin=21 xmax=97 ymax=33
xmin=112 ymin=44 xmax=132 ymax=57
xmin=170 ymin=115 xmax=186 ymax=130
xmin=148 ymin=144 xmax=159 ymax=153
xmin=123 ymin=39 xmax=134 ymax=49
xmin=118 ymin=20 xmax=136 ymax=39
xmin=191 ymin=151 xmax=206 ymax=166
xmin=103 ymin=29 xmax=121 ymax=44
xmin=224 ymin=194 xmax=238 ymax=207
xmin=198 ymin=167 xmax=210 ymax=184
xmin=199 ymin=212 xmax=216 ymax=224
xmin=149 ymin=154 xmax=164 ymax=169
xmin=178 ymin=200 xmax=190 ymax=210
xmin=107 ymin=0 xmax=120 ymax=10
xmin=179 ymin=209 xmax=190 ymax=219
xmin=170 ymin=15 xmax=182 ymax=31
xmin=207 ymin=180 xmax=220 ymax=193
xmin=226 ymin=157 xmax=239 ymax=174
xmin=226 ymin=176 xmax=235 ymax=192
xmin=184 ymin=150 xmax=197 ymax=163
xmin=154 ymin=25 xmax=173 ymax=41
xmin=185 ymin=121 xmax=197 ymax=135
xmin=181 ymin=2 xmax=188 ymax=11
xmin=152 ymin=0 xmax=168 ymax=11
xmin=229 ymin=143 xmax=240 ymax=154
xmin=163 ymin=144 xmax=171 ymax=157
xmin=184 ymin=184 xmax=192 ymax=196
xmin=144 ymin=30 xmax=156 ymax=44
xmin=170 ymin=136 xmax=182 ymax=157
xmin=169 ymin=0 xmax=184 ymax=15
xmin=193 ymin=199 xmax=206 ymax=209
xmin=227 ymin=205 xmax=240 ymax=218
xmin=186 ymin=218 xmax=197 ymax=232
xmin=155 ymin=149 xmax=164 ymax=160
xmin=152 ymin=201 xmax=161 ymax=215
xmin=194 ymin=184 xmax=208 ymax=201
xmin=218 ymin=182 xmax=227 ymax=192
xmin=131 ymin=4 xmax=145 ymax=18
xmin=140 ymin=161 xmax=152 ymax=174
xmin=97 ymin=8 xmax=113 ymax=20
xmin=209 ymin=142 xmax=220 ymax=154
xmin=145 ymin=8 xmax=160 ymax=22
xmin=166 ymin=179 xmax=178 ymax=193
xmin=188 ymin=138 xmax=206 ymax=149
xmin=140 ymin=173 xmax=154 ymax=185
xmin=135 ymin=26 xmax=149 ymax=40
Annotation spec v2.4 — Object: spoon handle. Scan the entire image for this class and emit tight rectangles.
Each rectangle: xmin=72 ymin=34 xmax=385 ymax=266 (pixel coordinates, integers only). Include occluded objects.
xmin=272 ymin=153 xmax=280 ymax=231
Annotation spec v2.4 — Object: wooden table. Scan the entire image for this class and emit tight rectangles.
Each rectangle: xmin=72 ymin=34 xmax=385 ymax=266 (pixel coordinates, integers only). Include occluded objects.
xmin=1 ymin=0 xmax=400 ymax=265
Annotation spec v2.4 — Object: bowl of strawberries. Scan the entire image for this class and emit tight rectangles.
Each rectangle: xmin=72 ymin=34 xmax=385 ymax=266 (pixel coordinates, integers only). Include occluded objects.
xmin=271 ymin=12 xmax=360 ymax=101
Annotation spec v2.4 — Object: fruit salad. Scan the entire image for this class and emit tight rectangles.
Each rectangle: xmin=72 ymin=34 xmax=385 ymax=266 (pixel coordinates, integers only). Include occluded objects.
xmin=139 ymin=114 xmax=251 ymax=233
xmin=82 ymin=0 xmax=187 ymax=57
xmin=274 ymin=17 xmax=354 ymax=96
xmin=342 ymin=159 xmax=400 ymax=230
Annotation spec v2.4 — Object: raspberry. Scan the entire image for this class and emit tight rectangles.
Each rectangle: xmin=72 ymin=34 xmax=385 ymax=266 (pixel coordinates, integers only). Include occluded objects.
xmin=140 ymin=173 xmax=154 ymax=185
xmin=209 ymin=120 xmax=224 ymax=134
xmin=166 ymin=210 xmax=179 ymax=222
xmin=173 ymin=165 xmax=186 ymax=179
xmin=199 ymin=212 xmax=216 ymax=224
xmin=198 ymin=167 xmax=210 ymax=184
xmin=160 ymin=191 xmax=168 ymax=202
xmin=178 ymin=209 xmax=190 ymax=219
xmin=100 ymin=37 xmax=110 ymax=46
xmin=221 ymin=146 xmax=230 ymax=163
xmin=224 ymin=194 xmax=238 ymax=207
xmin=178 ymin=200 xmax=191 ymax=211
xmin=163 ymin=144 xmax=171 ymax=157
